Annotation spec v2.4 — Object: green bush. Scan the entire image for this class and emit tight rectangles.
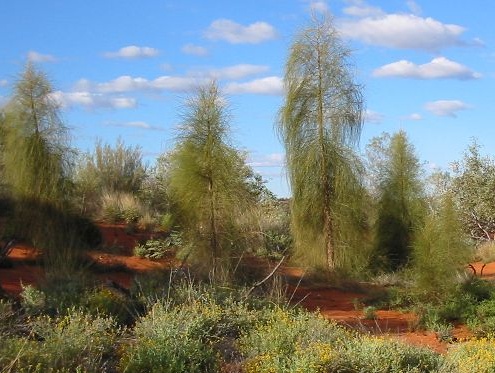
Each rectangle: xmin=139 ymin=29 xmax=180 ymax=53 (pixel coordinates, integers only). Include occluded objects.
xmin=0 ymin=309 xmax=117 ymax=372
xmin=133 ymin=239 xmax=171 ymax=259
xmin=339 ymin=335 xmax=441 ymax=373
xmin=20 ymin=284 xmax=47 ymax=315
xmin=119 ymin=302 xmax=220 ymax=373
xmin=83 ymin=287 xmax=134 ymax=325
xmin=240 ymin=306 xmax=351 ymax=373
xmin=467 ymin=298 xmax=495 ymax=337
xmin=441 ymin=338 xmax=495 ymax=373
xmin=134 ymin=232 xmax=183 ymax=259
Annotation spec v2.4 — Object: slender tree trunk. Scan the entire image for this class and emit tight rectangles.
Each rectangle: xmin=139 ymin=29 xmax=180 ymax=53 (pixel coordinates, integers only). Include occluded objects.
xmin=208 ymin=177 xmax=219 ymax=264
xmin=316 ymin=45 xmax=335 ymax=270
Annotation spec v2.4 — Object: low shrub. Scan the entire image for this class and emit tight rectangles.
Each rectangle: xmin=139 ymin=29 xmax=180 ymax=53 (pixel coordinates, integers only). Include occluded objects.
xmin=467 ymin=298 xmax=495 ymax=337
xmin=339 ymin=335 xmax=441 ymax=372
xmin=20 ymin=284 xmax=47 ymax=315
xmin=240 ymin=306 xmax=351 ymax=373
xmin=134 ymin=239 xmax=171 ymax=259
xmin=441 ymin=337 xmax=495 ymax=373
xmin=134 ymin=232 xmax=183 ymax=259
xmin=0 ymin=309 xmax=118 ymax=372
xmin=83 ymin=287 xmax=135 ymax=325
xmin=119 ymin=302 xmax=220 ymax=373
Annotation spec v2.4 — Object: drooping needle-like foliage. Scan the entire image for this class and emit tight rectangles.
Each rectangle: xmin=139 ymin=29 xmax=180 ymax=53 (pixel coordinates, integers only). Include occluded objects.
xmin=1 ymin=63 xmax=76 ymax=267
xmin=277 ymin=16 xmax=364 ymax=270
xmin=168 ymin=81 xmax=254 ymax=272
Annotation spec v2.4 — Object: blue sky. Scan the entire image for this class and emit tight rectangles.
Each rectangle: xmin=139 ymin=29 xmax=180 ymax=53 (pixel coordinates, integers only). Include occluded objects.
xmin=0 ymin=0 xmax=493 ymax=197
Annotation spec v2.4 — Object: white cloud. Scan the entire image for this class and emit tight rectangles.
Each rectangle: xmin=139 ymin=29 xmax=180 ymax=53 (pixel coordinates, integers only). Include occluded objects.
xmin=50 ymin=91 xmax=137 ymax=110
xmin=373 ymin=57 xmax=481 ymax=80
xmin=104 ymin=45 xmax=159 ymax=59
xmin=91 ymin=75 xmax=202 ymax=93
xmin=27 ymin=51 xmax=57 ymax=63
xmin=104 ymin=121 xmax=164 ymax=131
xmin=0 ymin=79 xmax=7 ymax=87
xmin=181 ymin=43 xmax=208 ymax=56
xmin=248 ymin=153 xmax=285 ymax=167
xmin=364 ymin=109 xmax=384 ymax=124
xmin=152 ymin=76 xmax=206 ymax=91
xmin=309 ymin=1 xmax=329 ymax=14
xmin=338 ymin=8 xmax=467 ymax=51
xmin=224 ymin=76 xmax=283 ymax=95
xmin=424 ymin=100 xmax=471 ymax=117
xmin=204 ymin=19 xmax=277 ymax=44
xmin=207 ymin=64 xmax=269 ymax=80
xmin=343 ymin=1 xmax=385 ymax=17
xmin=404 ymin=113 xmax=423 ymax=121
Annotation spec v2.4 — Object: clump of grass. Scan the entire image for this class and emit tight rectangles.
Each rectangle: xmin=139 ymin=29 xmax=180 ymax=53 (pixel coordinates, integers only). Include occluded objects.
xmin=0 ymin=309 xmax=118 ymax=372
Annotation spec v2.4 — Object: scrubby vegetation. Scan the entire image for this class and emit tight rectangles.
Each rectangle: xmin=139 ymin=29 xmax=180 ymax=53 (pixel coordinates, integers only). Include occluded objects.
xmin=3 ymin=14 xmax=495 ymax=373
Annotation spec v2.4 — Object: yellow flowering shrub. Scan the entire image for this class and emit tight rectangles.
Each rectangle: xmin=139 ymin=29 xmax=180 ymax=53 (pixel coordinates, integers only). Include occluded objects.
xmin=441 ymin=337 xmax=495 ymax=373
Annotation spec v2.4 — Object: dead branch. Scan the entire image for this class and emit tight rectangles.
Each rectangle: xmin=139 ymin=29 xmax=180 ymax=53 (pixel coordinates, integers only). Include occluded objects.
xmin=244 ymin=256 xmax=285 ymax=299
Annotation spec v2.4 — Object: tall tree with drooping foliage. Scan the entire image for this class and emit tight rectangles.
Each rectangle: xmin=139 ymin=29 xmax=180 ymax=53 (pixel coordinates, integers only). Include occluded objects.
xmin=371 ymin=131 xmax=426 ymax=271
xmin=277 ymin=15 xmax=364 ymax=270
xmin=168 ymin=81 xmax=255 ymax=272
xmin=1 ymin=63 xmax=82 ymax=268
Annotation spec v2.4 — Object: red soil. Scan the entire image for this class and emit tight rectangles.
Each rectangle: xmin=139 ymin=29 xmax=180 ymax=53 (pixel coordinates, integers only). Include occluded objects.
xmin=1 ymin=223 xmax=489 ymax=353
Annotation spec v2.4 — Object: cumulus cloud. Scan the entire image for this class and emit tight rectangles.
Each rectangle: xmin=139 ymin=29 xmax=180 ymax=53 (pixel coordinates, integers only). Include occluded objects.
xmin=0 ymin=79 xmax=8 ymax=87
xmin=27 ymin=51 xmax=57 ymax=63
xmin=50 ymin=91 xmax=137 ymax=110
xmin=87 ymin=75 xmax=202 ymax=93
xmin=104 ymin=45 xmax=159 ymax=59
xmin=424 ymin=100 xmax=471 ymax=117
xmin=373 ymin=57 xmax=481 ymax=80
xmin=403 ymin=113 xmax=423 ymax=121
xmin=224 ymin=76 xmax=283 ymax=95
xmin=204 ymin=19 xmax=277 ymax=44
xmin=207 ymin=64 xmax=269 ymax=80
xmin=364 ymin=109 xmax=384 ymax=124
xmin=181 ymin=43 xmax=208 ymax=56
xmin=338 ymin=3 xmax=470 ymax=52
xmin=104 ymin=120 xmax=164 ymax=131
xmin=343 ymin=1 xmax=385 ymax=17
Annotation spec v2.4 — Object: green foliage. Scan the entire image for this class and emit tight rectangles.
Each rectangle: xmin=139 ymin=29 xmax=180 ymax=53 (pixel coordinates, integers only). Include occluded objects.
xmin=240 ymin=306 xmax=350 ymax=373
xmin=467 ymin=298 xmax=495 ymax=337
xmin=363 ymin=305 xmax=377 ymax=320
xmin=412 ymin=193 xmax=471 ymax=298
xmin=133 ymin=237 xmax=175 ymax=259
xmin=120 ymin=299 xmax=249 ymax=373
xmin=83 ymin=287 xmax=134 ymax=325
xmin=1 ymin=63 xmax=85 ymax=269
xmin=100 ymin=191 xmax=145 ymax=224
xmin=369 ymin=131 xmax=426 ymax=272
xmin=340 ymin=336 xmax=441 ymax=372
xmin=20 ymin=284 xmax=47 ymax=315
xmin=75 ymin=138 xmax=147 ymax=218
xmin=440 ymin=337 xmax=495 ymax=373
xmin=0 ymin=309 xmax=117 ymax=373
xmin=451 ymin=141 xmax=495 ymax=241
xmin=277 ymin=15 xmax=364 ymax=270
xmin=168 ymin=81 xmax=256 ymax=272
